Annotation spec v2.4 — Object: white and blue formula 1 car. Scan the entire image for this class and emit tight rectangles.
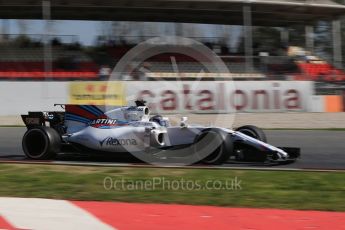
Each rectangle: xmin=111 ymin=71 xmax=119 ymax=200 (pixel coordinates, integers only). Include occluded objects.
xmin=21 ymin=101 xmax=300 ymax=165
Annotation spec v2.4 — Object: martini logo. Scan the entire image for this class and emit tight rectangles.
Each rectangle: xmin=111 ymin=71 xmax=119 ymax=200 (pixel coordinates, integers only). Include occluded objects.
xmin=99 ymin=137 xmax=137 ymax=146
xmin=89 ymin=119 xmax=117 ymax=126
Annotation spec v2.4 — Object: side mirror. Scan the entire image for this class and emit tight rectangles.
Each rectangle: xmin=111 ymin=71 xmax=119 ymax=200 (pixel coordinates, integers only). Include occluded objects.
xmin=180 ymin=117 xmax=188 ymax=128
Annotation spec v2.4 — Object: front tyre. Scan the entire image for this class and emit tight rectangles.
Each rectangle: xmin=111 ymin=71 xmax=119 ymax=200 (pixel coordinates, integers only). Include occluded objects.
xmin=235 ymin=125 xmax=267 ymax=162
xmin=22 ymin=127 xmax=61 ymax=160
xmin=193 ymin=129 xmax=233 ymax=165
xmin=235 ymin=125 xmax=267 ymax=142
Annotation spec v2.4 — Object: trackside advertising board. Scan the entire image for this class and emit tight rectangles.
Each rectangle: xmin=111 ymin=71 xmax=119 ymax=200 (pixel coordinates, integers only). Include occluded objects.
xmin=0 ymin=81 xmax=314 ymax=116
xmin=69 ymin=82 xmax=126 ymax=105
xmin=125 ymin=81 xmax=314 ymax=113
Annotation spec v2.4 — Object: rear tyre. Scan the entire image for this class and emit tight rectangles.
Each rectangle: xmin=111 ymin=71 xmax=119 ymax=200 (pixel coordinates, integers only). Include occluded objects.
xmin=193 ymin=129 xmax=233 ymax=165
xmin=22 ymin=127 xmax=61 ymax=160
xmin=235 ymin=125 xmax=267 ymax=142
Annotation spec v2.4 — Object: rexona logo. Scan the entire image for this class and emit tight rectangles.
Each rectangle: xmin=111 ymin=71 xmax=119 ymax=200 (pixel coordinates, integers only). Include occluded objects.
xmin=99 ymin=137 xmax=137 ymax=147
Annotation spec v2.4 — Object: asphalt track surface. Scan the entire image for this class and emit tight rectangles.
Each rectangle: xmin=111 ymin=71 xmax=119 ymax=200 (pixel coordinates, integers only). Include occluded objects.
xmin=0 ymin=127 xmax=345 ymax=170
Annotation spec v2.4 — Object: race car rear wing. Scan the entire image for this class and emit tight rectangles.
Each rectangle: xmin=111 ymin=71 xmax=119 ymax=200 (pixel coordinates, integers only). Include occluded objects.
xmin=21 ymin=104 xmax=107 ymax=132
xmin=21 ymin=111 xmax=66 ymax=134
xmin=21 ymin=112 xmax=45 ymax=128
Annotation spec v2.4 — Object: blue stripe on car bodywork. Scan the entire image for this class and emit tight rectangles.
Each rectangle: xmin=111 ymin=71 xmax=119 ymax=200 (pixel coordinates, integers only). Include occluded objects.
xmin=66 ymin=114 xmax=89 ymax=122
xmin=65 ymin=116 xmax=88 ymax=124
xmin=78 ymin=105 xmax=97 ymax=116
xmin=116 ymin=120 xmax=129 ymax=124
xmin=79 ymin=105 xmax=103 ymax=116
xmin=91 ymin=105 xmax=105 ymax=115
xmin=65 ymin=117 xmax=88 ymax=124
xmin=66 ymin=113 xmax=90 ymax=124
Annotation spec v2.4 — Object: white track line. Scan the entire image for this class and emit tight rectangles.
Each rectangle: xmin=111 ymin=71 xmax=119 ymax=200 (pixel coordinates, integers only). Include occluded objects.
xmin=0 ymin=198 xmax=115 ymax=230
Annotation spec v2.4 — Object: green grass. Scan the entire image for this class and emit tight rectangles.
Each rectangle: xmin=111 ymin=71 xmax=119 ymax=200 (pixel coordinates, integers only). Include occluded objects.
xmin=0 ymin=164 xmax=345 ymax=211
